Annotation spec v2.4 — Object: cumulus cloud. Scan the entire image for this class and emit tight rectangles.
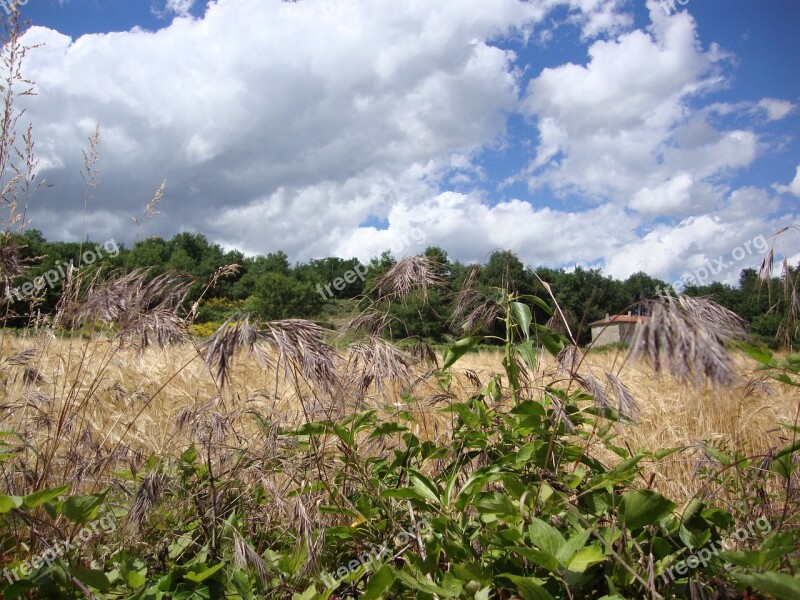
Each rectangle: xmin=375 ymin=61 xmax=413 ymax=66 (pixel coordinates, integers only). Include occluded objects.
xmin=774 ymin=166 xmax=800 ymax=197
xmin=20 ymin=0 xmax=538 ymax=240
xmin=10 ymin=0 xmax=797 ymax=287
xmin=522 ymin=1 xmax=739 ymax=207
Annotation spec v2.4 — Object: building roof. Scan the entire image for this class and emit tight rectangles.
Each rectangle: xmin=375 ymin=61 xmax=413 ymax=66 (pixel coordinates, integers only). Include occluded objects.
xmin=589 ymin=314 xmax=650 ymax=327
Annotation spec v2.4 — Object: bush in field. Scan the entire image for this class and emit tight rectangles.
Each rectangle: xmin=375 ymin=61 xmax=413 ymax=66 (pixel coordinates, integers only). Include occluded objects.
xmin=246 ymin=271 xmax=323 ymax=320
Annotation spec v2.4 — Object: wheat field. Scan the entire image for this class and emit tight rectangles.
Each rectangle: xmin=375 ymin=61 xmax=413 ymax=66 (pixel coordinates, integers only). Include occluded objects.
xmin=3 ymin=333 xmax=794 ymax=507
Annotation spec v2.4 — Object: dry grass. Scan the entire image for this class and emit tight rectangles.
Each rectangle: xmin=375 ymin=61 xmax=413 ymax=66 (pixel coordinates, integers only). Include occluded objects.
xmin=1 ymin=334 xmax=796 ymax=506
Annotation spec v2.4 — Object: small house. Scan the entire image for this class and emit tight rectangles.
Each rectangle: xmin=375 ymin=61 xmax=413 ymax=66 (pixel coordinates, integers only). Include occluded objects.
xmin=590 ymin=312 xmax=649 ymax=346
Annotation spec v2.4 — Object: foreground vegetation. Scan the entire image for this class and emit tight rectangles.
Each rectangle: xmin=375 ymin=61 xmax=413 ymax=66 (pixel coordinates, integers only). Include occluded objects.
xmin=1 ymin=270 xmax=799 ymax=599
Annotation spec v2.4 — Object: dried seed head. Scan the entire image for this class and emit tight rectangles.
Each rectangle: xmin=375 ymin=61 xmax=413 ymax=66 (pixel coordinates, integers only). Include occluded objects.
xmin=452 ymin=287 xmax=502 ymax=334
xmin=605 ymin=371 xmax=640 ymax=421
xmin=410 ymin=339 xmax=438 ymax=367
xmin=56 ymin=267 xmax=192 ymax=350
xmin=128 ymin=471 xmax=166 ymax=528
xmin=232 ymin=528 xmax=269 ymax=584
xmin=346 ymin=335 xmax=414 ymax=395
xmin=631 ymin=295 xmax=746 ymax=387
xmin=371 ymin=255 xmax=446 ymax=300
xmin=576 ymin=373 xmax=610 ymax=411
xmin=200 ymin=315 xmax=262 ymax=387
xmin=342 ymin=308 xmax=391 ymax=336
xmin=262 ymin=319 xmax=340 ymax=394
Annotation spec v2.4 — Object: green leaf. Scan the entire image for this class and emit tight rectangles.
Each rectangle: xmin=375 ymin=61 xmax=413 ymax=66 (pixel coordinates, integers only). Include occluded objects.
xmin=392 ymin=567 xmax=459 ymax=596
xmin=526 ymin=517 xmax=565 ymax=557
xmin=409 ymin=472 xmax=441 ymax=506
xmin=169 ymin=533 xmax=195 ymax=560
xmin=183 ymin=561 xmax=225 ymax=583
xmin=61 ymin=488 xmax=109 ymax=523
xmin=173 ymin=585 xmax=212 ymax=600
xmin=231 ymin=569 xmax=255 ymax=600
xmin=369 ymin=422 xmax=409 ymax=439
xmin=702 ymin=445 xmax=732 ymax=467
xmin=118 ymin=554 xmax=148 ymax=589
xmin=344 ymin=409 xmax=377 ymax=430
xmin=502 ymin=353 xmax=521 ymax=393
xmin=512 ymin=547 xmax=559 ymax=572
xmin=442 ymin=336 xmax=482 ymax=370
xmin=585 ymin=454 xmax=644 ymax=491
xmin=518 ymin=295 xmax=554 ymax=316
xmin=126 ymin=569 xmax=147 ymax=589
xmin=770 ymin=373 xmax=795 ymax=385
xmin=620 ymin=490 xmax=676 ymax=530
xmin=741 ymin=344 xmax=775 ymax=366
xmin=510 ymin=302 xmax=532 ymax=341
xmin=499 ymin=575 xmax=555 ymax=600
xmin=381 ymin=488 xmax=431 ymax=503
xmin=23 ymin=485 xmax=70 ymax=509
xmin=532 ymin=324 xmax=565 ymax=355
xmin=0 ymin=493 xmax=23 ymax=513
xmin=564 ymin=546 xmax=605 ymax=573
xmin=289 ymin=421 xmax=327 ymax=437
xmin=653 ymin=447 xmax=682 ymax=460
xmin=362 ymin=565 xmax=395 ymax=600
xmin=454 ymin=465 xmax=501 ymax=507
xmin=515 ymin=340 xmax=538 ymax=372
xmin=555 ymin=529 xmax=591 ymax=565
xmin=291 ymin=584 xmax=320 ymax=600
xmin=732 ymin=572 xmax=800 ymax=600
xmin=773 ymin=438 xmax=800 ymax=461
xmin=511 ymin=400 xmax=546 ymax=417
xmin=67 ymin=565 xmax=112 ymax=591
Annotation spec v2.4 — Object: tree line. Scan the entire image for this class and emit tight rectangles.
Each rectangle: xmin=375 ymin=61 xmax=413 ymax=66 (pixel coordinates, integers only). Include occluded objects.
xmin=4 ymin=229 xmax=797 ymax=347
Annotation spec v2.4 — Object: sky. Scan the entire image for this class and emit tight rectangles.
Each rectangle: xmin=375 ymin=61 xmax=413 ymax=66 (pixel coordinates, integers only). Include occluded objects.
xmin=6 ymin=0 xmax=800 ymax=287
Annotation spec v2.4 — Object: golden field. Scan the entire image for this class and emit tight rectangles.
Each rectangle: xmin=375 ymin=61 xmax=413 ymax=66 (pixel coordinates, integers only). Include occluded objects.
xmin=2 ymin=332 xmax=794 ymax=507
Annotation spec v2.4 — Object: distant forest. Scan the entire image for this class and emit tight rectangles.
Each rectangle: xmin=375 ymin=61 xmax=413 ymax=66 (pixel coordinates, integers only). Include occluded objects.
xmin=5 ymin=229 xmax=798 ymax=347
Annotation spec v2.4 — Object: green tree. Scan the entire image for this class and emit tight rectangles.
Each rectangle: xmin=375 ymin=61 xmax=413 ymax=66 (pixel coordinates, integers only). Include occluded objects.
xmin=247 ymin=271 xmax=322 ymax=320
xmin=479 ymin=250 xmax=532 ymax=295
xmin=623 ymin=271 xmax=668 ymax=312
xmin=294 ymin=256 xmax=366 ymax=300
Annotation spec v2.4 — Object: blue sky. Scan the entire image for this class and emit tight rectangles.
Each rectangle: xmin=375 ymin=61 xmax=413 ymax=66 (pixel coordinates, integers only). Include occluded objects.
xmin=8 ymin=0 xmax=800 ymax=285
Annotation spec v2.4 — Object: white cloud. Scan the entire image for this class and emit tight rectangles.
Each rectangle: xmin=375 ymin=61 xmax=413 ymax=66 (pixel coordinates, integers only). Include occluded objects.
xmin=602 ymin=213 xmax=775 ymax=286
xmin=155 ymin=0 xmax=196 ymax=19
xmin=629 ymin=173 xmax=696 ymax=216
xmin=757 ymin=98 xmax=796 ymax=121
xmin=774 ymin=165 xmax=800 ymax=197
xmin=523 ymin=1 xmax=740 ymax=207
xmin=10 ymin=0 xmax=797 ymax=288
xmin=20 ymin=0 xmax=537 ymax=241
xmin=562 ymin=0 xmax=633 ymax=40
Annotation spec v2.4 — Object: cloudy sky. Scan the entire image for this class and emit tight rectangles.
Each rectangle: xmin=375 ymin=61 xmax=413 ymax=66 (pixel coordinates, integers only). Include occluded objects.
xmin=10 ymin=0 xmax=800 ymax=285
